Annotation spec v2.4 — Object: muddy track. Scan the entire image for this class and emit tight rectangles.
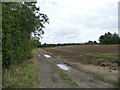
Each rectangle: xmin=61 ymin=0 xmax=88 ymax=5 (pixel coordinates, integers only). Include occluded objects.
xmin=36 ymin=49 xmax=116 ymax=88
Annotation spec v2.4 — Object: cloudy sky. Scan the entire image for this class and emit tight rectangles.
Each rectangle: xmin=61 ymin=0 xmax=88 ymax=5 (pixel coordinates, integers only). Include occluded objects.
xmin=36 ymin=0 xmax=118 ymax=44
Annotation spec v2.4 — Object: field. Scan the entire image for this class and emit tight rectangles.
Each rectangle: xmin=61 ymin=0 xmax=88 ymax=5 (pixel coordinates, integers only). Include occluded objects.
xmin=43 ymin=45 xmax=118 ymax=70
xmin=42 ymin=45 xmax=119 ymax=86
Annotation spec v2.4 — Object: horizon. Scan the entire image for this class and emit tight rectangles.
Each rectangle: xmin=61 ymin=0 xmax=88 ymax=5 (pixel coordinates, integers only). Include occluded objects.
xmin=36 ymin=0 xmax=118 ymax=44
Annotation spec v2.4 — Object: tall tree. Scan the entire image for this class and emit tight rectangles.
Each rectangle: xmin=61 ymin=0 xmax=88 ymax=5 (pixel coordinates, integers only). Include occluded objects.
xmin=2 ymin=2 xmax=49 ymax=68
xmin=99 ymin=32 xmax=120 ymax=44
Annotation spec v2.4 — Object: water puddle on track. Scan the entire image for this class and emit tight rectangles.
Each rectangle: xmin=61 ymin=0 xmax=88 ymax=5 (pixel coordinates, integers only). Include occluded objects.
xmin=57 ymin=64 xmax=71 ymax=71
xmin=44 ymin=54 xmax=51 ymax=58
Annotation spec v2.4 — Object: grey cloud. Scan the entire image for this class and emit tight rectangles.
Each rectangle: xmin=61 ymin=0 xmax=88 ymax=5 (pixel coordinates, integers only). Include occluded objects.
xmin=36 ymin=0 xmax=118 ymax=44
xmin=51 ymin=2 xmax=58 ymax=5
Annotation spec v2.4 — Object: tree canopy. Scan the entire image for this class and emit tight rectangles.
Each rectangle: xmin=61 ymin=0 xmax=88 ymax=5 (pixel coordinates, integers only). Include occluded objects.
xmin=99 ymin=32 xmax=120 ymax=44
xmin=2 ymin=2 xmax=49 ymax=68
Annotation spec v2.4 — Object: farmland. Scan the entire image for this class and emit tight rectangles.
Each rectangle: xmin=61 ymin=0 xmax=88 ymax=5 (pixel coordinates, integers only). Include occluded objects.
xmin=43 ymin=45 xmax=118 ymax=70
xmin=42 ymin=45 xmax=118 ymax=86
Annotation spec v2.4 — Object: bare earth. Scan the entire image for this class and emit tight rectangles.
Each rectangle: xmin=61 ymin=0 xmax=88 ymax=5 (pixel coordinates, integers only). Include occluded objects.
xmin=35 ymin=48 xmax=118 ymax=88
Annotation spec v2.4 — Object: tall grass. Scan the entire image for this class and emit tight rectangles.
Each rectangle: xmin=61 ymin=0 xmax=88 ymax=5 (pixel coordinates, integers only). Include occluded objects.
xmin=2 ymin=49 xmax=38 ymax=88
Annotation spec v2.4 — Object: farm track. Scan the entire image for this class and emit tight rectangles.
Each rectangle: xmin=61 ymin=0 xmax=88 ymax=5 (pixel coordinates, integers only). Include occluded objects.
xmin=36 ymin=48 xmax=117 ymax=88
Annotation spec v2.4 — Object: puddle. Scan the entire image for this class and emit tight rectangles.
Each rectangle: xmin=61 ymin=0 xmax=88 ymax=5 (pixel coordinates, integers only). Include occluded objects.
xmin=57 ymin=64 xmax=71 ymax=71
xmin=44 ymin=54 xmax=51 ymax=58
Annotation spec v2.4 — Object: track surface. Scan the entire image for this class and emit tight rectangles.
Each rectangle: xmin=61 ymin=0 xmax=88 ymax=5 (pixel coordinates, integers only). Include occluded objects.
xmin=36 ymin=49 xmax=115 ymax=88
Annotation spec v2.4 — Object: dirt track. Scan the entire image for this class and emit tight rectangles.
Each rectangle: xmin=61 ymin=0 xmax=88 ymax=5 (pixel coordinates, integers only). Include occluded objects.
xmin=35 ymin=48 xmax=117 ymax=88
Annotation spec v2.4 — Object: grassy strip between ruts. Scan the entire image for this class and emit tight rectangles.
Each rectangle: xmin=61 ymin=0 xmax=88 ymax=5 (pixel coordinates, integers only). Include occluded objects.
xmin=3 ymin=49 xmax=39 ymax=88
xmin=49 ymin=63 xmax=79 ymax=88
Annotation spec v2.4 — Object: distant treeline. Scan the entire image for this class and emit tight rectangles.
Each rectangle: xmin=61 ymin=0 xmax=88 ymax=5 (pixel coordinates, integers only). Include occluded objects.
xmin=40 ymin=32 xmax=120 ymax=48
xmin=39 ymin=43 xmax=84 ymax=47
xmin=40 ymin=41 xmax=98 ymax=48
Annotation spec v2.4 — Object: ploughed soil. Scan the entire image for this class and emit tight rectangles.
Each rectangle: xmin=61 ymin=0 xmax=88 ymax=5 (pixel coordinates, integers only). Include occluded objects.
xmin=43 ymin=45 xmax=118 ymax=70
xmin=36 ymin=45 xmax=118 ymax=88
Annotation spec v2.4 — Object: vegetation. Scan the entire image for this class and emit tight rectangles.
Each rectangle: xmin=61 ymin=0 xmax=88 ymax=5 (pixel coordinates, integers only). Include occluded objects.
xmin=40 ymin=32 xmax=120 ymax=48
xmin=2 ymin=2 xmax=49 ymax=69
xmin=40 ymin=43 xmax=84 ymax=47
xmin=84 ymin=40 xmax=98 ymax=45
xmin=3 ymin=49 xmax=39 ymax=88
xmin=2 ymin=2 xmax=49 ymax=87
xmin=99 ymin=32 xmax=120 ymax=44
xmin=51 ymin=63 xmax=79 ymax=87
xmin=2 ymin=1 xmax=119 ymax=88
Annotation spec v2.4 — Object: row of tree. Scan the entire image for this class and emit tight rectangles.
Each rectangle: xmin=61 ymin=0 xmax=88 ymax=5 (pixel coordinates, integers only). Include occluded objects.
xmin=2 ymin=2 xmax=49 ymax=69
xmin=40 ymin=32 xmax=120 ymax=47
xmin=99 ymin=32 xmax=120 ymax=44
xmin=39 ymin=43 xmax=83 ymax=47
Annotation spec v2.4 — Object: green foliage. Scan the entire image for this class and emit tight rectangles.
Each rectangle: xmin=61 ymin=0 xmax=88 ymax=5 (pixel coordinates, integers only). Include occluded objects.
xmin=40 ymin=43 xmax=84 ymax=47
xmin=40 ymin=41 xmax=98 ymax=48
xmin=31 ymin=39 xmax=41 ymax=48
xmin=84 ymin=40 xmax=98 ymax=45
xmin=3 ymin=55 xmax=38 ymax=88
xmin=2 ymin=2 xmax=49 ymax=69
xmin=99 ymin=32 xmax=120 ymax=44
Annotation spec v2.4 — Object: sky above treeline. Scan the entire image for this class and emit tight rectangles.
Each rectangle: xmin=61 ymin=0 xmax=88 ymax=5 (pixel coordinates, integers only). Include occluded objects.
xmin=36 ymin=0 xmax=118 ymax=44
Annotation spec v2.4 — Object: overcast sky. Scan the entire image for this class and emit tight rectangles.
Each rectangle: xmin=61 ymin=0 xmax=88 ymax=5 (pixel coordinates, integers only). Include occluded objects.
xmin=36 ymin=0 xmax=118 ymax=44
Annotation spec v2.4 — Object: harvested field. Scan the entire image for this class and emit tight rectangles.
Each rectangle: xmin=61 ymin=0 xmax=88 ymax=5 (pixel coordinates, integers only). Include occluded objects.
xmin=36 ymin=48 xmax=118 ymax=88
xmin=42 ymin=45 xmax=118 ymax=86
xmin=43 ymin=45 xmax=118 ymax=70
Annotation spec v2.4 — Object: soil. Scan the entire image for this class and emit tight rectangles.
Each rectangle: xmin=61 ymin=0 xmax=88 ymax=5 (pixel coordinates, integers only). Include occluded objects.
xmin=36 ymin=48 xmax=117 ymax=88
xmin=43 ymin=45 xmax=118 ymax=70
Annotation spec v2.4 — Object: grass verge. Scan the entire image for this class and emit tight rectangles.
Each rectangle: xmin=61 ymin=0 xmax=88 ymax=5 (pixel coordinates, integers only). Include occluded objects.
xmin=3 ymin=49 xmax=39 ymax=88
